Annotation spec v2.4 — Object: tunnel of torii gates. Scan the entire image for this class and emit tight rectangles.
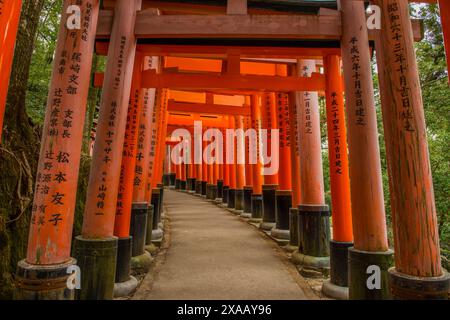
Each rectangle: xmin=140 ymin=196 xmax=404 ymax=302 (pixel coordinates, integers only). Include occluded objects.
xmin=0 ymin=0 xmax=449 ymax=300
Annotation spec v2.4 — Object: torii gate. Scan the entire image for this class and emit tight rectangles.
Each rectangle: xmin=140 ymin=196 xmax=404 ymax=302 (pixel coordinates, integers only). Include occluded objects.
xmin=6 ymin=0 xmax=449 ymax=301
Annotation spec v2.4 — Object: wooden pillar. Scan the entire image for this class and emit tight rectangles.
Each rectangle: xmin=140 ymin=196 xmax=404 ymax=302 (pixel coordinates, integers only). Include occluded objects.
xmin=113 ymin=53 xmax=144 ymax=293
xmin=234 ymin=115 xmax=245 ymax=212
xmin=227 ymin=115 xmax=237 ymax=209
xmin=291 ymin=60 xmax=330 ymax=274
xmin=16 ymin=0 xmax=100 ymax=300
xmin=249 ymin=95 xmax=264 ymax=222
xmin=242 ymin=115 xmax=253 ymax=216
xmin=439 ymin=0 xmax=450 ymax=85
xmin=374 ymin=0 xmax=449 ymax=299
xmin=222 ymin=120 xmax=230 ymax=203
xmin=260 ymin=92 xmax=279 ymax=231
xmin=0 ymin=0 xmax=22 ymax=142
xmin=272 ymin=91 xmax=292 ymax=241
xmin=331 ymin=0 xmax=392 ymax=300
xmin=74 ymin=0 xmax=141 ymax=300
xmin=130 ymin=56 xmax=157 ymax=273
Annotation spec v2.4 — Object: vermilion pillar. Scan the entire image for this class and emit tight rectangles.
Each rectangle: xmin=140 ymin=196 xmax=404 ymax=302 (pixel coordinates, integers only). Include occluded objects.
xmin=16 ymin=0 xmax=99 ymax=300
xmin=249 ymin=95 xmax=264 ymax=223
xmin=242 ymin=115 xmax=253 ymax=217
xmin=113 ymin=53 xmax=144 ymax=294
xmin=201 ymin=138 xmax=208 ymax=196
xmin=187 ymin=136 xmax=196 ymax=192
xmin=130 ymin=56 xmax=157 ymax=275
xmin=331 ymin=0 xmax=392 ymax=300
xmin=74 ymin=0 xmax=141 ymax=300
xmin=286 ymin=89 xmax=301 ymax=253
xmin=374 ymin=0 xmax=449 ymax=299
xmin=271 ymin=92 xmax=292 ymax=242
xmin=0 ymin=0 xmax=22 ymax=143
xmin=221 ymin=122 xmax=230 ymax=204
xmin=234 ymin=115 xmax=246 ymax=212
xmin=227 ymin=116 xmax=237 ymax=209
xmin=260 ymin=93 xmax=278 ymax=231
xmin=291 ymin=60 xmax=330 ymax=275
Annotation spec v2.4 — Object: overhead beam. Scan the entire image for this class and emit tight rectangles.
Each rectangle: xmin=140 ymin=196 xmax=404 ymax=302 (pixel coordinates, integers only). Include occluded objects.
xmin=96 ymin=10 xmax=424 ymax=42
xmin=168 ymin=114 xmax=227 ymax=128
xmin=168 ymin=100 xmax=251 ymax=116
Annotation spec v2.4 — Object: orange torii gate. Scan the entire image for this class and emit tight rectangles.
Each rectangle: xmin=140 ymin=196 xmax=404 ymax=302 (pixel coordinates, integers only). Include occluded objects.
xmin=14 ymin=0 xmax=449 ymax=301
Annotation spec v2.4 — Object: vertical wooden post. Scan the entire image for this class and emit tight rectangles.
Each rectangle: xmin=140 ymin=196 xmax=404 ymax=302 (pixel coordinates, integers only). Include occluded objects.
xmin=201 ymin=138 xmax=208 ymax=196
xmin=331 ymin=0 xmax=392 ymax=300
xmin=291 ymin=60 xmax=330 ymax=275
xmin=130 ymin=56 xmax=157 ymax=274
xmin=374 ymin=0 xmax=449 ymax=299
xmin=227 ymin=115 xmax=237 ymax=209
xmin=272 ymin=91 xmax=292 ymax=242
xmin=249 ymin=95 xmax=264 ymax=223
xmin=260 ymin=92 xmax=278 ymax=231
xmin=439 ymin=0 xmax=450 ymax=85
xmin=74 ymin=0 xmax=141 ymax=300
xmin=16 ymin=0 xmax=100 ymax=300
xmin=221 ymin=120 xmax=230 ymax=203
xmin=187 ymin=135 xmax=196 ymax=192
xmin=112 ymin=53 xmax=144 ymax=295
xmin=0 ymin=0 xmax=22 ymax=142
xmin=242 ymin=115 xmax=253 ymax=217
xmin=234 ymin=115 xmax=246 ymax=212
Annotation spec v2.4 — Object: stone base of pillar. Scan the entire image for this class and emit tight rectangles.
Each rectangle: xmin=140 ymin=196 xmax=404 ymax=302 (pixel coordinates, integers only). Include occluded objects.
xmin=249 ymin=194 xmax=263 ymax=223
xmin=284 ymin=208 xmax=299 ymax=253
xmin=291 ymin=251 xmax=330 ymax=275
xmin=151 ymin=228 xmax=164 ymax=244
xmin=145 ymin=204 xmax=154 ymax=248
xmin=322 ymin=240 xmax=353 ymax=300
xmin=217 ymin=180 xmax=224 ymax=199
xmin=222 ymin=186 xmax=229 ymax=204
xmin=74 ymin=236 xmax=118 ymax=300
xmin=235 ymin=189 xmax=244 ymax=212
xmin=114 ymin=236 xmax=136 ymax=298
xmin=272 ymin=190 xmax=292 ymax=242
xmin=261 ymin=184 xmax=278 ymax=231
xmin=15 ymin=258 xmax=77 ymax=300
xmin=113 ymin=275 xmax=138 ymax=298
xmin=187 ymin=178 xmax=196 ymax=192
xmin=180 ymin=180 xmax=187 ymax=191
xmin=169 ymin=173 xmax=176 ymax=186
xmin=227 ymin=189 xmax=236 ymax=208
xmin=293 ymin=204 xmax=330 ymax=273
xmin=130 ymin=251 xmax=153 ymax=274
xmin=130 ymin=202 xmax=148 ymax=258
xmin=201 ymin=181 xmax=207 ymax=196
xmin=145 ymin=243 xmax=158 ymax=255
xmin=348 ymin=247 xmax=394 ymax=300
xmin=195 ymin=180 xmax=202 ymax=194
xmin=242 ymin=186 xmax=253 ymax=218
xmin=175 ymin=179 xmax=181 ymax=190
xmin=163 ymin=174 xmax=170 ymax=186
xmin=388 ymin=267 xmax=450 ymax=300
xmin=322 ymin=280 xmax=349 ymax=300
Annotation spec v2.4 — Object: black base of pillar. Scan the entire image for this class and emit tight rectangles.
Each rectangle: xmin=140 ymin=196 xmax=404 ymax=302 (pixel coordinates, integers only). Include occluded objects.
xmin=151 ymin=189 xmax=161 ymax=231
xmin=163 ymin=174 xmax=170 ymax=186
xmin=15 ymin=258 xmax=77 ymax=300
xmin=261 ymin=184 xmax=278 ymax=231
xmin=74 ymin=236 xmax=118 ymax=300
xmin=292 ymin=204 xmax=330 ymax=271
xmin=322 ymin=240 xmax=353 ymax=300
xmin=175 ymin=179 xmax=181 ymax=190
xmin=388 ymin=267 xmax=450 ymax=300
xmin=272 ymin=190 xmax=292 ymax=240
xmin=222 ymin=186 xmax=229 ymax=203
xmin=169 ymin=173 xmax=176 ymax=186
xmin=285 ymin=208 xmax=299 ymax=252
xmin=195 ymin=180 xmax=202 ymax=194
xmin=130 ymin=202 xmax=148 ymax=257
xmin=145 ymin=204 xmax=154 ymax=246
xmin=187 ymin=178 xmax=196 ymax=191
xmin=115 ymin=237 xmax=132 ymax=283
xmin=201 ymin=181 xmax=207 ymax=196
xmin=180 ymin=180 xmax=187 ymax=190
xmin=235 ymin=189 xmax=244 ymax=211
xmin=250 ymin=194 xmax=263 ymax=222
xmin=228 ymin=189 xmax=236 ymax=208
xmin=206 ymin=183 xmax=217 ymax=200
xmin=217 ymin=180 xmax=224 ymax=199
xmin=243 ymin=186 xmax=253 ymax=216
xmin=348 ymin=247 xmax=394 ymax=300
